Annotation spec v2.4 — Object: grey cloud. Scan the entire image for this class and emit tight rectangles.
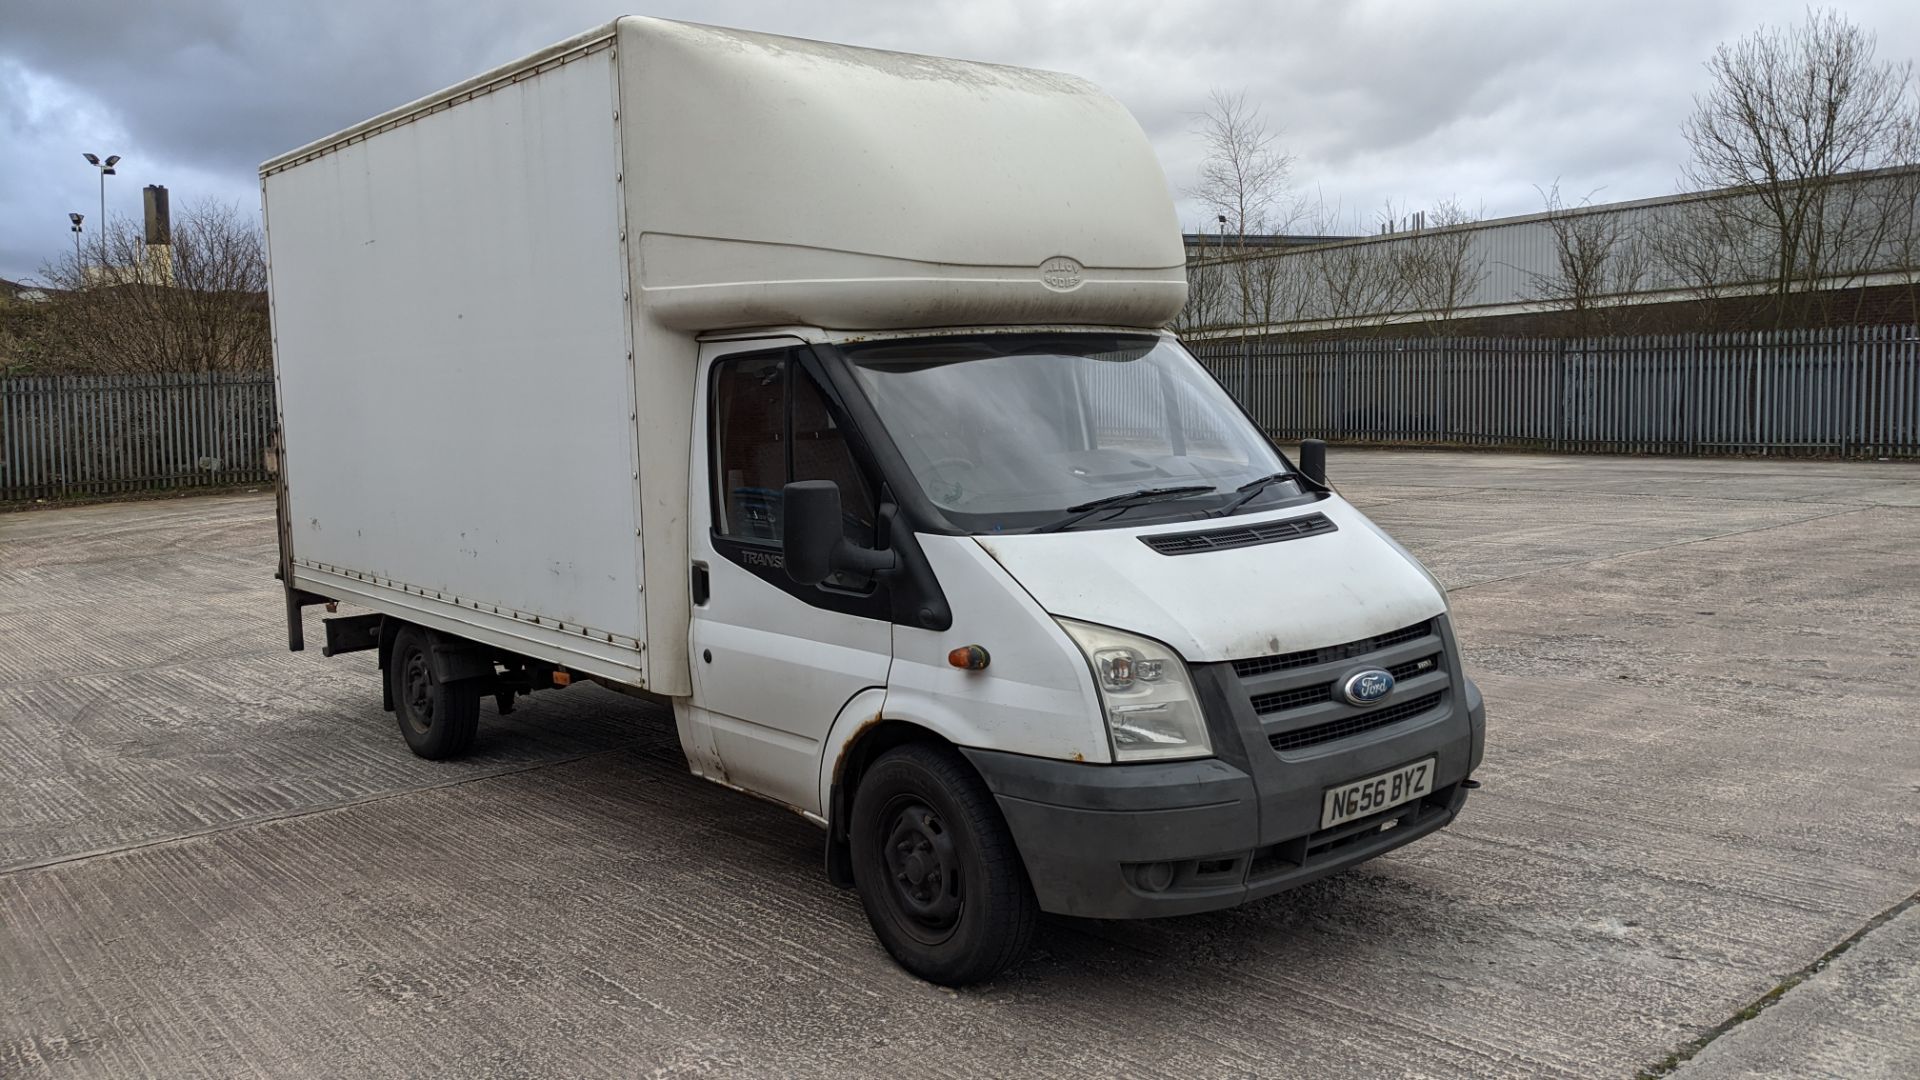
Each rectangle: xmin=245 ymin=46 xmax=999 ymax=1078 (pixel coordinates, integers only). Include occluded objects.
xmin=3 ymin=0 xmax=1917 ymax=280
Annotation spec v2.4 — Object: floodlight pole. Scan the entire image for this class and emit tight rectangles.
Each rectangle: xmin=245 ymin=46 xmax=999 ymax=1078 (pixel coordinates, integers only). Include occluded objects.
xmin=83 ymin=153 xmax=121 ymax=264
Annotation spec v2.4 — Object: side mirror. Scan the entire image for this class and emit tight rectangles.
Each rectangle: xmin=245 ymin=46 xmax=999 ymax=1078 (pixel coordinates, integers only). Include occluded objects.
xmin=781 ymin=481 xmax=894 ymax=586
xmin=1298 ymin=438 xmax=1328 ymax=486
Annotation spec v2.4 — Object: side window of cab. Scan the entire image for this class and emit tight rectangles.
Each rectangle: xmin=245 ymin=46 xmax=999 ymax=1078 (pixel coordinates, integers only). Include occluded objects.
xmin=711 ymin=351 xmax=788 ymax=542
xmin=709 ymin=348 xmax=880 ymax=593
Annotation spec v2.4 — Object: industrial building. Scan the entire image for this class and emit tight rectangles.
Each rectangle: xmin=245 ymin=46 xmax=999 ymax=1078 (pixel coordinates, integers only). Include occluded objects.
xmin=1181 ymin=164 xmax=1920 ymax=339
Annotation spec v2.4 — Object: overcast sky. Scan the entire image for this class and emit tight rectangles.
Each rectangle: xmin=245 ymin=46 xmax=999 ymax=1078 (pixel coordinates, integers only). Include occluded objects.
xmin=4 ymin=0 xmax=1917 ymax=282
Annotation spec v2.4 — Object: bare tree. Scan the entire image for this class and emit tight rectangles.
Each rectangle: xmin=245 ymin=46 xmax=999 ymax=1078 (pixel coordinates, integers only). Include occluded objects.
xmin=1244 ymin=243 xmax=1315 ymax=333
xmin=1307 ymin=242 xmax=1405 ymax=332
xmin=1526 ymin=183 xmax=1655 ymax=335
xmin=1188 ymin=90 xmax=1297 ymax=341
xmin=1682 ymin=7 xmax=1920 ymax=324
xmin=1885 ymin=172 xmax=1920 ymax=326
xmin=29 ymin=199 xmax=270 ymax=374
xmin=0 ymin=300 xmax=56 ymax=375
xmin=1387 ymin=198 xmax=1487 ymax=334
xmin=1284 ymin=201 xmax=1403 ymax=331
xmin=1644 ymin=193 xmax=1753 ymax=328
xmin=1172 ymin=239 xmax=1235 ymax=335
xmin=1190 ymin=90 xmax=1294 ymax=247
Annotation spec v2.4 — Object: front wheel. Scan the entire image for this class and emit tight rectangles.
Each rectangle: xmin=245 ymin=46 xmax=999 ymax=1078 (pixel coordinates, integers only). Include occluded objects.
xmin=849 ymin=743 xmax=1037 ymax=985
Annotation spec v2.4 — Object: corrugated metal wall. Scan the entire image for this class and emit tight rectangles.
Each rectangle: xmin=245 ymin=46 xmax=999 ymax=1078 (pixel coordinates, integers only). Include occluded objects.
xmin=1181 ymin=166 xmax=1920 ymax=332
xmin=1191 ymin=325 xmax=1920 ymax=457
xmin=0 ymin=373 xmax=276 ymax=501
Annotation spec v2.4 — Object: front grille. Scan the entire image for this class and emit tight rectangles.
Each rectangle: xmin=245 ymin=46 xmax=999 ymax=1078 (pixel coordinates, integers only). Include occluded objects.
xmin=1250 ymin=652 xmax=1442 ymax=716
xmin=1233 ymin=620 xmax=1433 ymax=679
xmin=1388 ymin=653 xmax=1443 ymax=680
xmin=1140 ymin=513 xmax=1336 ymax=556
xmin=1268 ymin=691 xmax=1444 ymax=752
xmin=1223 ymin=618 xmax=1453 ymax=757
xmin=1251 ymin=683 xmax=1332 ymax=713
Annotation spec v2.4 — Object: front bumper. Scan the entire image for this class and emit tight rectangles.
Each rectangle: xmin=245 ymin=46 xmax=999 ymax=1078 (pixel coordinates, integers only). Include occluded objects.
xmin=963 ymin=619 xmax=1485 ymax=920
xmin=966 ymin=747 xmax=1473 ymax=919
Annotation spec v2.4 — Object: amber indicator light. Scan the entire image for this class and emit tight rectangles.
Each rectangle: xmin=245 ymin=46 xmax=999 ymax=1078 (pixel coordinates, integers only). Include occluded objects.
xmin=947 ymin=645 xmax=990 ymax=670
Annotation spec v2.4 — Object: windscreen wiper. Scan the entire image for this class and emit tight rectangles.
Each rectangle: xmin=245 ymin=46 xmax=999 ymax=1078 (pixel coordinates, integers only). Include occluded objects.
xmin=1213 ymin=471 xmax=1298 ymax=517
xmin=1031 ymin=485 xmax=1218 ymax=534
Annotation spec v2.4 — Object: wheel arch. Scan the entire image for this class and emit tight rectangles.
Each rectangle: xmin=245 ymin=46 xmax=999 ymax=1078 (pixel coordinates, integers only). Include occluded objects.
xmin=821 ymin=709 xmax=973 ymax=889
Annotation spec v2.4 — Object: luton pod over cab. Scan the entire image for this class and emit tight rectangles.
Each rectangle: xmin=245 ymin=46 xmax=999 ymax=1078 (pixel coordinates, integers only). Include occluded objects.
xmin=263 ymin=16 xmax=1486 ymax=985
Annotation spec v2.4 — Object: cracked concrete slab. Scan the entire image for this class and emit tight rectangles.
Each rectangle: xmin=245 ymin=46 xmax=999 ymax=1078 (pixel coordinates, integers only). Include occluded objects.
xmin=1668 ymin=901 xmax=1920 ymax=1079
xmin=2 ymin=450 xmax=1917 ymax=1077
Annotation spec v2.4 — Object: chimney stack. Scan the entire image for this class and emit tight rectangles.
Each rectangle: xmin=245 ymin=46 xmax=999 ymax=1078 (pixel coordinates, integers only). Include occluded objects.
xmin=143 ymin=185 xmax=171 ymax=247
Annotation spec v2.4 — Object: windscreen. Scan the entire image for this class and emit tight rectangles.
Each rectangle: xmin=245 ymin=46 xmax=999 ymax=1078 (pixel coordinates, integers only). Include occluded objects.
xmin=841 ymin=334 xmax=1294 ymax=533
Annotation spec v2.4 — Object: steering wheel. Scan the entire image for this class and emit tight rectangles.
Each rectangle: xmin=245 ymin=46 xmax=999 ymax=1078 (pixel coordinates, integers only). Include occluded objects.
xmin=924 ymin=456 xmax=977 ymax=474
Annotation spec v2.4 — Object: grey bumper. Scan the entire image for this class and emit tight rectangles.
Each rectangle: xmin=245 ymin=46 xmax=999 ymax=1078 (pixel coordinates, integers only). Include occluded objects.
xmin=962 ymin=630 xmax=1485 ymax=920
xmin=964 ymin=747 xmax=1472 ymax=919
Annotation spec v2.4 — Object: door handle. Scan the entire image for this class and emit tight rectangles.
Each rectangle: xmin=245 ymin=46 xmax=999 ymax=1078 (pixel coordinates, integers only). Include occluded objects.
xmin=691 ymin=561 xmax=710 ymax=606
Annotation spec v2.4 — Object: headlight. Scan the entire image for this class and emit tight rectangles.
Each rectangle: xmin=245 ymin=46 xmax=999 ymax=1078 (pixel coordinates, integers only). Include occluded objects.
xmin=1057 ymin=619 xmax=1211 ymax=763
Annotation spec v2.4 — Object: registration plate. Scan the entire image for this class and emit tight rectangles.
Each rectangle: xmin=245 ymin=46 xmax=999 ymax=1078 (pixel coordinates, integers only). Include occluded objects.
xmin=1321 ymin=757 xmax=1436 ymax=829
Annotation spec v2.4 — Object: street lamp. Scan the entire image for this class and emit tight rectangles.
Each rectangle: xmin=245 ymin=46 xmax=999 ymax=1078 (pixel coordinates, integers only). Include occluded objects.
xmin=69 ymin=212 xmax=85 ymax=257
xmin=83 ymin=153 xmax=119 ymax=259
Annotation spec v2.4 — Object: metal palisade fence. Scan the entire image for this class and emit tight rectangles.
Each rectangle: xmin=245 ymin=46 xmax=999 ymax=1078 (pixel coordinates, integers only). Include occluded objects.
xmin=1 ymin=373 xmax=276 ymax=501
xmin=1189 ymin=325 xmax=1920 ymax=458
xmin=3 ymin=325 xmax=1918 ymax=503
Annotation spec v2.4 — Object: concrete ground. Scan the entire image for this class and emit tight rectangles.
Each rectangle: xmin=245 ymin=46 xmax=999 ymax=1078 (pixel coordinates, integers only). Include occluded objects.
xmin=2 ymin=449 xmax=1916 ymax=1078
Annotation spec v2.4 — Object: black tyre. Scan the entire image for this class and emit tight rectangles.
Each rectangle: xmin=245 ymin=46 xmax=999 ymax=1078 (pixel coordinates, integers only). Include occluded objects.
xmin=387 ymin=626 xmax=481 ymax=760
xmin=850 ymin=742 xmax=1037 ymax=985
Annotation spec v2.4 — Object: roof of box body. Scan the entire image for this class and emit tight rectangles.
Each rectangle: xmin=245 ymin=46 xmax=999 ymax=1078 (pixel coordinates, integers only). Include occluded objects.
xmin=260 ymin=22 xmax=620 ymax=175
xmin=263 ymin=16 xmax=1188 ymax=331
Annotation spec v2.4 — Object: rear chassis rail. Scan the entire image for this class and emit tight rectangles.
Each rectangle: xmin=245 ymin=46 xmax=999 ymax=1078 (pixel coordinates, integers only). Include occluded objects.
xmin=294 ymin=597 xmax=583 ymax=718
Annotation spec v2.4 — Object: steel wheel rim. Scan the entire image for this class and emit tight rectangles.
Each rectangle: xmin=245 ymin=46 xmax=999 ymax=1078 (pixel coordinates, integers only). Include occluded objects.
xmin=400 ymin=649 xmax=435 ymax=734
xmin=879 ymin=796 xmax=963 ymax=942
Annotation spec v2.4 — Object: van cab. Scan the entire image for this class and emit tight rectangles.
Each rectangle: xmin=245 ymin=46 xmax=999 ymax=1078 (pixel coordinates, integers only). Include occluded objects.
xmin=687 ymin=327 xmax=1483 ymax=981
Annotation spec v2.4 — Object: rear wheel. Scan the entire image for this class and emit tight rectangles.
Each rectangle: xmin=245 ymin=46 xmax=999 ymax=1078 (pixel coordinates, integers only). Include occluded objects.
xmin=850 ymin=743 xmax=1037 ymax=985
xmin=387 ymin=626 xmax=481 ymax=760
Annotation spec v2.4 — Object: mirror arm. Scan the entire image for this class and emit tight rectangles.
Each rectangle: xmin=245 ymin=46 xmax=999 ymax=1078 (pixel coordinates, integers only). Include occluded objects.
xmin=832 ymin=540 xmax=895 ymax=575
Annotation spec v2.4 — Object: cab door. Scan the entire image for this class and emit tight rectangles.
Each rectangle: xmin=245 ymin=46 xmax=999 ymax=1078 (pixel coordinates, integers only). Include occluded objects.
xmin=685 ymin=339 xmax=893 ymax=814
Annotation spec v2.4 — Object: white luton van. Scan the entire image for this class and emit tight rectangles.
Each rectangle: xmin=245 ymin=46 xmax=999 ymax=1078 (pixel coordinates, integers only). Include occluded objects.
xmin=264 ymin=16 xmax=1485 ymax=985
